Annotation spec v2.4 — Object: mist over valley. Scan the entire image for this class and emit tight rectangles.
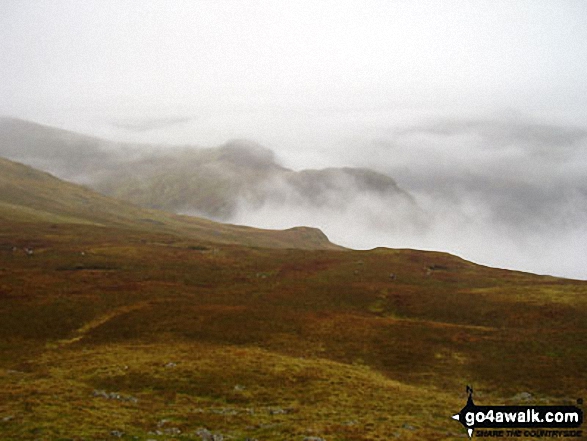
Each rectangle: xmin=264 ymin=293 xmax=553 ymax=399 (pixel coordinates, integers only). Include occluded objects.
xmin=1 ymin=115 xmax=586 ymax=280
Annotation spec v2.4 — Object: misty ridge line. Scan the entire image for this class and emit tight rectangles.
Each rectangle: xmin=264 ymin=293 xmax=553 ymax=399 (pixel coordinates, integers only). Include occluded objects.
xmin=0 ymin=115 xmax=423 ymax=227
xmin=0 ymin=116 xmax=586 ymax=280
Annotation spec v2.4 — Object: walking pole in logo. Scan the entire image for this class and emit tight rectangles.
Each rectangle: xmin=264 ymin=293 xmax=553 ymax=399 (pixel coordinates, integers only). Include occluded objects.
xmin=452 ymin=385 xmax=475 ymax=438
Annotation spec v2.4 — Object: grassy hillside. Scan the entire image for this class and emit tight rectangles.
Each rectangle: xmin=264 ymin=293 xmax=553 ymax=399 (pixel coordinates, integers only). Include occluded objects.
xmin=0 ymin=156 xmax=339 ymax=250
xmin=0 ymin=155 xmax=585 ymax=440
xmin=0 ymin=218 xmax=585 ymax=439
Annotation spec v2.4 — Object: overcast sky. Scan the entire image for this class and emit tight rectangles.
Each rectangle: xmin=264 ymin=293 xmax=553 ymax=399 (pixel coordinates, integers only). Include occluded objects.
xmin=2 ymin=1 xmax=586 ymax=130
xmin=1 ymin=1 xmax=587 ymax=279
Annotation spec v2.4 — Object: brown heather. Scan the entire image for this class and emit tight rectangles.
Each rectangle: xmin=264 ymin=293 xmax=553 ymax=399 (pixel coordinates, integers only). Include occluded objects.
xmin=0 ymin=157 xmax=585 ymax=440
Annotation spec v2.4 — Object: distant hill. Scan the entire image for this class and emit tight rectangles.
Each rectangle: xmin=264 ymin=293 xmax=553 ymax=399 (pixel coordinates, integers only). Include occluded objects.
xmin=0 ymin=117 xmax=127 ymax=182
xmin=0 ymin=117 xmax=418 ymax=221
xmin=0 ymin=156 xmax=340 ymax=250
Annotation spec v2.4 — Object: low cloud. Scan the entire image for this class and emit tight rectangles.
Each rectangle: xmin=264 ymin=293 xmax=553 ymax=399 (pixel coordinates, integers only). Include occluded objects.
xmin=322 ymin=117 xmax=587 ymax=279
xmin=1 ymin=114 xmax=586 ymax=280
xmin=111 ymin=116 xmax=195 ymax=133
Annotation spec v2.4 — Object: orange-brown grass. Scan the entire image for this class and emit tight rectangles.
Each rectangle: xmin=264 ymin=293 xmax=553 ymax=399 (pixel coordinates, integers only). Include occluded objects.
xmin=1 ymin=221 xmax=586 ymax=439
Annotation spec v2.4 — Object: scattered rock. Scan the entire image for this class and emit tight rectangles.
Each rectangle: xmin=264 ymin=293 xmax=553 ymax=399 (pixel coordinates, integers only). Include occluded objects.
xmin=110 ymin=430 xmax=125 ymax=438
xmin=92 ymin=389 xmax=138 ymax=403
xmin=151 ymin=419 xmax=182 ymax=436
xmin=210 ymin=408 xmax=238 ymax=416
xmin=512 ymin=392 xmax=533 ymax=402
xmin=164 ymin=427 xmax=182 ymax=435
xmin=268 ymin=407 xmax=291 ymax=415
xmin=234 ymin=384 xmax=245 ymax=391
xmin=196 ymin=428 xmax=224 ymax=441
xmin=303 ymin=437 xmax=325 ymax=441
xmin=165 ymin=362 xmax=177 ymax=368
xmin=402 ymin=423 xmax=416 ymax=430
xmin=1 ymin=415 xmax=14 ymax=422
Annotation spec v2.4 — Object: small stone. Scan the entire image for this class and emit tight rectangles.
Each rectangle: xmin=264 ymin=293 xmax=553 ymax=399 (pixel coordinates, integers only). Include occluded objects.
xmin=196 ymin=428 xmax=223 ymax=441
xmin=402 ymin=423 xmax=416 ymax=430
xmin=164 ymin=427 xmax=182 ymax=435
xmin=92 ymin=390 xmax=108 ymax=398
xmin=196 ymin=428 xmax=213 ymax=441
xmin=92 ymin=389 xmax=137 ymax=403
xmin=110 ymin=430 xmax=124 ymax=438
xmin=512 ymin=392 xmax=533 ymax=401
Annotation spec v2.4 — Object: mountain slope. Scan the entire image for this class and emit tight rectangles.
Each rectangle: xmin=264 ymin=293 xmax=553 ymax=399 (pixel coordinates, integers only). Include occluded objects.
xmin=0 ymin=156 xmax=339 ymax=250
xmin=0 ymin=213 xmax=585 ymax=440
xmin=0 ymin=116 xmax=129 ymax=181
xmin=1 ymin=118 xmax=585 ymax=440
xmin=93 ymin=140 xmax=418 ymax=221
xmin=0 ymin=117 xmax=419 ymax=222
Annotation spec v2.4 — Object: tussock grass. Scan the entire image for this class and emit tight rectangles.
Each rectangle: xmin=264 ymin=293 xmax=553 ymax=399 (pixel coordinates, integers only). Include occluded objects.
xmin=1 ymin=342 xmax=463 ymax=440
